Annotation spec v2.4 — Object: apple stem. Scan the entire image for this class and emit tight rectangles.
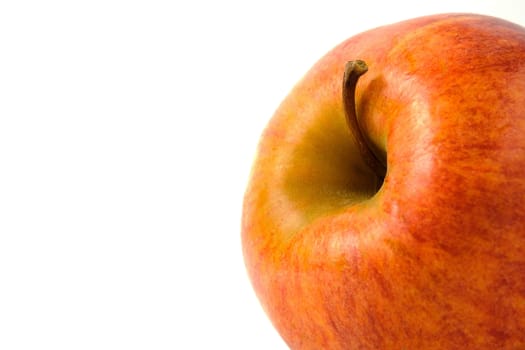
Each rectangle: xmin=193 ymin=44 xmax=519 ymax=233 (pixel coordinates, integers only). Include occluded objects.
xmin=343 ymin=60 xmax=387 ymax=185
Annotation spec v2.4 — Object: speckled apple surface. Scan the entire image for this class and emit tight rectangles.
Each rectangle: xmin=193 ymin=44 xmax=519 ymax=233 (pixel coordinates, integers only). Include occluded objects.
xmin=242 ymin=13 xmax=525 ymax=349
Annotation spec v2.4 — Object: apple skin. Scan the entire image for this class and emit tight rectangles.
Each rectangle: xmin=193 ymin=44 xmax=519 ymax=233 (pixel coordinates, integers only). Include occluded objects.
xmin=242 ymin=13 xmax=525 ymax=349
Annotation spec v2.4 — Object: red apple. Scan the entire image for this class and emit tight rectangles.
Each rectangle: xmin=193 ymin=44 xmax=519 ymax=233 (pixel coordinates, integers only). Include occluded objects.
xmin=242 ymin=13 xmax=525 ymax=349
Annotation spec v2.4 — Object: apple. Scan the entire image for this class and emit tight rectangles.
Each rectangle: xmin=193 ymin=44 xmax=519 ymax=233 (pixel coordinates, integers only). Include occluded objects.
xmin=242 ymin=13 xmax=525 ymax=349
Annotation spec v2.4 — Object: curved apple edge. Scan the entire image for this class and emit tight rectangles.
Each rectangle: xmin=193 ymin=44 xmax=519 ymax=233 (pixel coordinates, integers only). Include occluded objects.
xmin=343 ymin=60 xmax=387 ymax=190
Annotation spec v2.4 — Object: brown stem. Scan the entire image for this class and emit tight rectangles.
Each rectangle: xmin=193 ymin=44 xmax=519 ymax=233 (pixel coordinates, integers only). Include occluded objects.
xmin=343 ymin=60 xmax=386 ymax=183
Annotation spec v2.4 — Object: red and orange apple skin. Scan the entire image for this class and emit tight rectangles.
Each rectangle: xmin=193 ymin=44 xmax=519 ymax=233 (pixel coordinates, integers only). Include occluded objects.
xmin=242 ymin=13 xmax=525 ymax=349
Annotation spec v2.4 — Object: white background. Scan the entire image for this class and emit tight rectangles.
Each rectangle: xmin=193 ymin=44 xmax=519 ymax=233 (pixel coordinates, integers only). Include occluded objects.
xmin=0 ymin=1 xmax=523 ymax=349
